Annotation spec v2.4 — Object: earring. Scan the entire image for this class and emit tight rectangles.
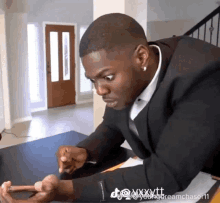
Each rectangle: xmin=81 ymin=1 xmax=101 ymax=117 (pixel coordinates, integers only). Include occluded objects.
xmin=143 ymin=67 xmax=147 ymax=71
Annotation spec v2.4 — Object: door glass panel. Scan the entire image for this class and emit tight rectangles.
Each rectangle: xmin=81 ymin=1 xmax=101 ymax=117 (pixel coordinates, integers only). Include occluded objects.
xmin=79 ymin=26 xmax=92 ymax=92
xmin=28 ymin=24 xmax=41 ymax=102
xmin=62 ymin=32 xmax=70 ymax=80
xmin=50 ymin=32 xmax=59 ymax=82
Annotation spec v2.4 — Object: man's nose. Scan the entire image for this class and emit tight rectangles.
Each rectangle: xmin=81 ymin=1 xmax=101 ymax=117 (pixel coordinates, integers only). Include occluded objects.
xmin=95 ymin=82 xmax=109 ymax=96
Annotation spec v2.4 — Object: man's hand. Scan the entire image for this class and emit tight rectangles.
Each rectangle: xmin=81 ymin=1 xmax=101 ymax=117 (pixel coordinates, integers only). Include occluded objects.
xmin=56 ymin=146 xmax=88 ymax=174
xmin=0 ymin=181 xmax=15 ymax=203
xmin=0 ymin=174 xmax=59 ymax=203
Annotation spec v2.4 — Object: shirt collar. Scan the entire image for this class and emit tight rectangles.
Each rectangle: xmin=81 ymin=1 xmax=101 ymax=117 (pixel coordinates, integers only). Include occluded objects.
xmin=137 ymin=44 xmax=162 ymax=102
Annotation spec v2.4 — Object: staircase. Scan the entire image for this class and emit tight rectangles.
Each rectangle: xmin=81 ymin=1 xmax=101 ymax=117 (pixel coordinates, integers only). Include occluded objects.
xmin=184 ymin=6 xmax=220 ymax=47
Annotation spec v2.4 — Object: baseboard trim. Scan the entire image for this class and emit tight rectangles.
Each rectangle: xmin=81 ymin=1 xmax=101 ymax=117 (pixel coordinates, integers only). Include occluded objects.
xmin=76 ymin=99 xmax=93 ymax=105
xmin=12 ymin=116 xmax=33 ymax=126
xmin=31 ymin=107 xmax=47 ymax=113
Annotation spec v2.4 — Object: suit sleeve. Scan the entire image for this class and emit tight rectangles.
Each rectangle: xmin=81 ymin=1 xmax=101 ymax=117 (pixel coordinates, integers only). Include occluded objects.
xmin=76 ymin=107 xmax=125 ymax=163
xmin=73 ymin=69 xmax=220 ymax=202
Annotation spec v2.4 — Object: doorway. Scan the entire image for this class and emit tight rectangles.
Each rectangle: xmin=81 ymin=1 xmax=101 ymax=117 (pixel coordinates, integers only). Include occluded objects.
xmin=45 ymin=24 xmax=76 ymax=108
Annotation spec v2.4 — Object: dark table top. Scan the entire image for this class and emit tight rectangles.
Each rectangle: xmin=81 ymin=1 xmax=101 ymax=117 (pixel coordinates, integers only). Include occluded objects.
xmin=1 ymin=130 xmax=220 ymax=202
xmin=0 ymin=131 xmax=87 ymax=185
xmin=0 ymin=131 xmax=134 ymax=201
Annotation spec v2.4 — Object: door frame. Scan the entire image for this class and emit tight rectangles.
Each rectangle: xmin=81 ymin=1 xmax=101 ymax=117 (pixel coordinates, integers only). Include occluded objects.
xmin=0 ymin=14 xmax=11 ymax=129
xmin=43 ymin=21 xmax=78 ymax=109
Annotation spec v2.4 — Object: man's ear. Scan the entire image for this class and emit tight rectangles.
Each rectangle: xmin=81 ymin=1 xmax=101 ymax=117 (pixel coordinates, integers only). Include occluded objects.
xmin=133 ymin=44 xmax=150 ymax=68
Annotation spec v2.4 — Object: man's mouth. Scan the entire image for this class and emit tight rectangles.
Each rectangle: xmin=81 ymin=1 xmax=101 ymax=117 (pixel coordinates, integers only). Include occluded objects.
xmin=106 ymin=101 xmax=118 ymax=108
xmin=103 ymin=99 xmax=118 ymax=108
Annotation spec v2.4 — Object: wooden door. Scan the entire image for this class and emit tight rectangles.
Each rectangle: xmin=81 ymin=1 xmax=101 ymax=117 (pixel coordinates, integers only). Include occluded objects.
xmin=45 ymin=25 xmax=76 ymax=108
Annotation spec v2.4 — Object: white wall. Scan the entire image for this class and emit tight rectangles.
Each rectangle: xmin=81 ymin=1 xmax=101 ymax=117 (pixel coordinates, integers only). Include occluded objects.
xmin=147 ymin=0 xmax=220 ymax=41
xmin=0 ymin=10 xmax=5 ymax=132
xmin=0 ymin=0 xmax=12 ymax=130
xmin=0 ymin=0 xmax=32 ymax=127
xmin=0 ymin=10 xmax=11 ymax=130
xmin=27 ymin=0 xmax=93 ymax=111
xmin=125 ymin=0 xmax=147 ymax=35
xmin=5 ymin=0 xmax=32 ymax=125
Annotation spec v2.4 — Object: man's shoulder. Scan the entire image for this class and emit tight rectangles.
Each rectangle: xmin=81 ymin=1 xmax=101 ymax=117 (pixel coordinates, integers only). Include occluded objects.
xmin=149 ymin=36 xmax=186 ymax=47
xmin=148 ymin=36 xmax=190 ymax=59
xmin=150 ymin=36 xmax=220 ymax=52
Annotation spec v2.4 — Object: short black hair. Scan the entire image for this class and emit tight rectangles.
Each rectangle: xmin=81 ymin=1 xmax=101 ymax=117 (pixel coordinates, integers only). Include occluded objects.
xmin=79 ymin=13 xmax=147 ymax=58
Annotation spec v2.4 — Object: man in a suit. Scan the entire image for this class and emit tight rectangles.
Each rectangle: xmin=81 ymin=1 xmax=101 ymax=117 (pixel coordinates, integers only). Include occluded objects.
xmin=1 ymin=13 xmax=220 ymax=202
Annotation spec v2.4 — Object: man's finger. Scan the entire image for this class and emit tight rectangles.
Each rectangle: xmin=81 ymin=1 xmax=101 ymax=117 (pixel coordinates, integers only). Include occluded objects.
xmin=59 ymin=157 xmax=72 ymax=173
xmin=0 ymin=187 xmax=6 ymax=203
xmin=75 ymin=153 xmax=87 ymax=162
xmin=41 ymin=174 xmax=59 ymax=192
xmin=28 ymin=191 xmax=49 ymax=202
xmin=58 ymin=155 xmax=67 ymax=173
xmin=59 ymin=165 xmax=72 ymax=173
xmin=67 ymin=165 xmax=76 ymax=174
xmin=1 ymin=181 xmax=11 ymax=193
xmin=34 ymin=181 xmax=43 ymax=192
xmin=57 ymin=146 xmax=68 ymax=158
xmin=59 ymin=164 xmax=65 ymax=173
xmin=75 ymin=161 xmax=85 ymax=169
xmin=0 ymin=182 xmax=13 ymax=203
xmin=64 ymin=166 xmax=75 ymax=174
xmin=61 ymin=156 xmax=68 ymax=162
xmin=8 ymin=185 xmax=36 ymax=193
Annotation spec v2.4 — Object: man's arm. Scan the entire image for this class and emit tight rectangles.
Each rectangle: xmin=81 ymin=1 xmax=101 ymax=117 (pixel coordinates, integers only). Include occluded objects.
xmin=0 ymin=175 xmax=75 ymax=203
xmin=53 ymin=180 xmax=75 ymax=202
xmin=72 ymin=69 xmax=220 ymax=202
xmin=56 ymin=107 xmax=125 ymax=176
xmin=76 ymin=108 xmax=125 ymax=163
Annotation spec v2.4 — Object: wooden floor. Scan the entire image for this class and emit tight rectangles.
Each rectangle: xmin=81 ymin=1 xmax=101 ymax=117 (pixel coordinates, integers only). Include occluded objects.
xmin=0 ymin=103 xmax=93 ymax=149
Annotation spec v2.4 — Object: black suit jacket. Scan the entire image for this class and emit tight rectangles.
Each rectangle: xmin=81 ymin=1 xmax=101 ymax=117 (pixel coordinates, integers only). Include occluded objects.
xmin=74 ymin=36 xmax=220 ymax=202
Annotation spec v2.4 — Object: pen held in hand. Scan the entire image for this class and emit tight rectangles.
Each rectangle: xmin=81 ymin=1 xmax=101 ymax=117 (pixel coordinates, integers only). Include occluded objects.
xmin=8 ymin=185 xmax=37 ymax=193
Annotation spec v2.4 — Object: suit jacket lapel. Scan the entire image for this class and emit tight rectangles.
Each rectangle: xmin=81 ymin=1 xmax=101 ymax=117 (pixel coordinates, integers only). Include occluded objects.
xmin=119 ymin=106 xmax=151 ymax=158
xmin=149 ymin=37 xmax=177 ymax=89
xmin=134 ymin=103 xmax=154 ymax=153
xmin=132 ymin=38 xmax=177 ymax=153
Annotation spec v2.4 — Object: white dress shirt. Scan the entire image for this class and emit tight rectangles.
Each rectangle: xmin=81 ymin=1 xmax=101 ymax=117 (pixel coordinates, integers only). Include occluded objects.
xmin=129 ymin=44 xmax=162 ymax=137
xmin=127 ymin=44 xmax=162 ymax=164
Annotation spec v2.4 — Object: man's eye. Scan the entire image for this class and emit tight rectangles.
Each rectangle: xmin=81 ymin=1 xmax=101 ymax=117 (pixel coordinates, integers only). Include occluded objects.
xmin=104 ymin=75 xmax=114 ymax=81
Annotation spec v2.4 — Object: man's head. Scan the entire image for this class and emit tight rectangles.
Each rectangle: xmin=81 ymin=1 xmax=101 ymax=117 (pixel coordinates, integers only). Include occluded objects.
xmin=80 ymin=13 xmax=159 ymax=110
